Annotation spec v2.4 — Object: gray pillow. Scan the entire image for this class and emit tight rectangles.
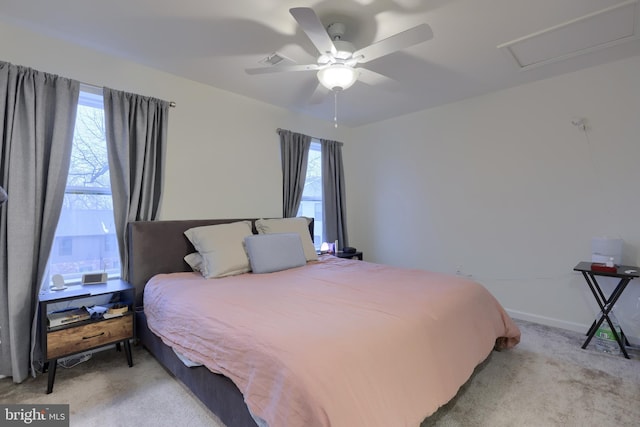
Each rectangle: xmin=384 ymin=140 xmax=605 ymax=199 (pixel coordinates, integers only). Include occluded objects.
xmin=244 ymin=233 xmax=307 ymax=274
xmin=255 ymin=217 xmax=318 ymax=261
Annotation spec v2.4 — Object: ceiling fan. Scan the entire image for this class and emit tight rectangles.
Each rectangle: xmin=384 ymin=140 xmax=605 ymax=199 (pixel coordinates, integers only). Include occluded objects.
xmin=245 ymin=7 xmax=433 ymax=94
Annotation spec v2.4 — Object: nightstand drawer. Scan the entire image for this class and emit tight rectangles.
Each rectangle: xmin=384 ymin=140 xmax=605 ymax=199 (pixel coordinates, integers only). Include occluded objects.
xmin=47 ymin=315 xmax=133 ymax=359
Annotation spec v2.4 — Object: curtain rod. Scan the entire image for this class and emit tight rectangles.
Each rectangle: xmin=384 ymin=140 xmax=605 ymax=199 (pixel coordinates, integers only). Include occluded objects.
xmin=80 ymin=81 xmax=176 ymax=107
xmin=275 ymin=127 xmax=324 ymax=141
xmin=275 ymin=128 xmax=342 ymax=145
xmin=2 ymin=62 xmax=177 ymax=107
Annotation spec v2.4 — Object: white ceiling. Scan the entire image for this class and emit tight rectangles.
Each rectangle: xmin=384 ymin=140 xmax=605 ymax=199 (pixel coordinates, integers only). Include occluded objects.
xmin=1 ymin=0 xmax=640 ymax=127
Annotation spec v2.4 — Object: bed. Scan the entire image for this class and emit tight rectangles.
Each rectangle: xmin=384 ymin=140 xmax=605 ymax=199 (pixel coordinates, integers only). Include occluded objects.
xmin=128 ymin=218 xmax=520 ymax=427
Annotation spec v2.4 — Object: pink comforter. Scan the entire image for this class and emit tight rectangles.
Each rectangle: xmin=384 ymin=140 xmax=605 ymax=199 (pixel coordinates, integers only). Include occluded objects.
xmin=144 ymin=256 xmax=520 ymax=427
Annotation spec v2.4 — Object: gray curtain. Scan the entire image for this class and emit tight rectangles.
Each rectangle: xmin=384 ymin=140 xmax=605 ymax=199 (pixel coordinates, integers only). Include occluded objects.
xmin=103 ymin=88 xmax=168 ymax=281
xmin=0 ymin=61 xmax=79 ymax=382
xmin=320 ymin=138 xmax=349 ymax=249
xmin=278 ymin=128 xmax=311 ymax=218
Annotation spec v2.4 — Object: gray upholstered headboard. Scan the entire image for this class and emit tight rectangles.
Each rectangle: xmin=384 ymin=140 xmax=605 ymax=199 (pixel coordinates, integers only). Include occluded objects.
xmin=127 ymin=218 xmax=314 ymax=307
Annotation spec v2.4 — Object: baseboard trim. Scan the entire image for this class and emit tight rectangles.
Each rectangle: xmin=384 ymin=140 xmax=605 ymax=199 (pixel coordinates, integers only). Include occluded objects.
xmin=506 ymin=309 xmax=588 ymax=333
xmin=506 ymin=308 xmax=640 ymax=345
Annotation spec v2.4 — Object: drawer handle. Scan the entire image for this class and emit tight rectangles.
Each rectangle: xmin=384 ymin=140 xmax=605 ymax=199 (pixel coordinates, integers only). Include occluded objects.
xmin=83 ymin=332 xmax=105 ymax=340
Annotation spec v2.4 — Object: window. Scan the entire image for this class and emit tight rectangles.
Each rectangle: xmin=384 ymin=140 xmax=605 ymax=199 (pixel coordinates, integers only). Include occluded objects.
xmin=297 ymin=141 xmax=324 ymax=248
xmin=46 ymin=86 xmax=120 ymax=285
xmin=57 ymin=238 xmax=72 ymax=257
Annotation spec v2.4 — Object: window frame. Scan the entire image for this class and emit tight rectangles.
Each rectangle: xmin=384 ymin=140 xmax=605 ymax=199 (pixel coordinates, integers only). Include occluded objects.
xmin=297 ymin=140 xmax=324 ymax=248
xmin=45 ymin=85 xmax=120 ymax=287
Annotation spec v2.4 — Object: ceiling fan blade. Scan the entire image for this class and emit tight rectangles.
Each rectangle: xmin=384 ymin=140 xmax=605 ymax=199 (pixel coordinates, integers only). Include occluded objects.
xmin=353 ymin=23 xmax=433 ymax=63
xmin=356 ymin=68 xmax=400 ymax=89
xmin=245 ymin=64 xmax=320 ymax=75
xmin=290 ymin=7 xmax=337 ymax=56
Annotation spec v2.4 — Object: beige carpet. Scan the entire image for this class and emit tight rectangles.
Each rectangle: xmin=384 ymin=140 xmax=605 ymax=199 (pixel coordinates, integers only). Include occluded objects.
xmin=1 ymin=319 xmax=639 ymax=426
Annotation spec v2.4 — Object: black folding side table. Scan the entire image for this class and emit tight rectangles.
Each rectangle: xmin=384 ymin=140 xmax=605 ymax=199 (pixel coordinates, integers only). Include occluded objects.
xmin=574 ymin=261 xmax=639 ymax=359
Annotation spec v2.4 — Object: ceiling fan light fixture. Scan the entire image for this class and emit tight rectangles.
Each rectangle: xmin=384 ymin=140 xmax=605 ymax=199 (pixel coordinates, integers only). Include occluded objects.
xmin=317 ymin=64 xmax=358 ymax=91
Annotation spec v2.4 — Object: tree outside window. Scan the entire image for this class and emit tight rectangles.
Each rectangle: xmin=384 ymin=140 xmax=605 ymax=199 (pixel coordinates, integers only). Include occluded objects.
xmin=48 ymin=89 xmax=120 ymax=284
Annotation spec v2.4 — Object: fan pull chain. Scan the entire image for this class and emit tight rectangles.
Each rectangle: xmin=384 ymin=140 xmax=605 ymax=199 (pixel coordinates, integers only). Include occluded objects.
xmin=334 ymin=90 xmax=339 ymax=128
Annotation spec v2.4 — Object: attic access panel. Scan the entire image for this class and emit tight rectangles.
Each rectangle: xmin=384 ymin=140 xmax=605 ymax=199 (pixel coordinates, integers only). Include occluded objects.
xmin=498 ymin=0 xmax=640 ymax=70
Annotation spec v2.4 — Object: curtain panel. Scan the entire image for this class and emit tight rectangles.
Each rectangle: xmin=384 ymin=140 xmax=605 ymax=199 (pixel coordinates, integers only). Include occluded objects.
xmin=0 ymin=61 xmax=79 ymax=382
xmin=103 ymin=88 xmax=169 ymax=281
xmin=320 ymin=138 xmax=349 ymax=249
xmin=278 ymin=129 xmax=311 ymax=218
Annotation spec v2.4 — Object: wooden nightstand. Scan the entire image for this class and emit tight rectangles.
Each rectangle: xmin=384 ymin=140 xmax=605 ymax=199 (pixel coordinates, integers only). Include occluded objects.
xmin=39 ymin=279 xmax=134 ymax=393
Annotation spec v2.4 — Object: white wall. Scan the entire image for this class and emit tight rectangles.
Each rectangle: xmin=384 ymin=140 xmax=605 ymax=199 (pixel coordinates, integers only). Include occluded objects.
xmin=346 ymin=55 xmax=640 ymax=341
xmin=4 ymin=18 xmax=640 ymax=342
xmin=0 ymin=20 xmax=348 ymax=221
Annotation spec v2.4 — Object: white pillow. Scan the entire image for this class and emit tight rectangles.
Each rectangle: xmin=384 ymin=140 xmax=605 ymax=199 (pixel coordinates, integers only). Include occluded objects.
xmin=184 ymin=221 xmax=253 ymax=278
xmin=255 ymin=217 xmax=318 ymax=261
xmin=244 ymin=233 xmax=307 ymax=273
xmin=184 ymin=252 xmax=203 ymax=272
